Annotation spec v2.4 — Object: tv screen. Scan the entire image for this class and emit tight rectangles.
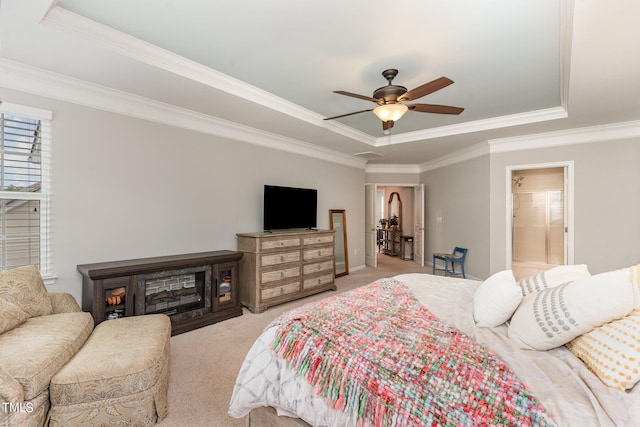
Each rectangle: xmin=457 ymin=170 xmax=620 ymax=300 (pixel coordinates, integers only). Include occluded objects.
xmin=263 ymin=185 xmax=317 ymax=231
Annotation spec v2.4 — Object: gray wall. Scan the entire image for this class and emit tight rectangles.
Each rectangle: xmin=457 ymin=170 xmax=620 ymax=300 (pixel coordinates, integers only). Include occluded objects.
xmin=420 ymin=155 xmax=491 ymax=279
xmin=6 ymin=89 xmax=638 ymax=299
xmin=416 ymin=137 xmax=640 ymax=280
xmin=4 ymin=89 xmax=366 ymax=303
xmin=490 ymin=138 xmax=640 ymax=275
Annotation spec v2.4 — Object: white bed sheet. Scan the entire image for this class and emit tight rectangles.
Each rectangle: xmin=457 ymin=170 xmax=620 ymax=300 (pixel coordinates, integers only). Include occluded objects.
xmin=228 ymin=273 xmax=640 ymax=427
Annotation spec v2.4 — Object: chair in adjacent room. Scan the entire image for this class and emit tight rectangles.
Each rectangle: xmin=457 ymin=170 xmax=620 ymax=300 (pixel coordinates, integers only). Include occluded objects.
xmin=432 ymin=247 xmax=468 ymax=278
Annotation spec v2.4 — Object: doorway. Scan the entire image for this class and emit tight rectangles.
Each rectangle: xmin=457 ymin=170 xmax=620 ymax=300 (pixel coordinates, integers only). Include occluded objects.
xmin=365 ymin=184 xmax=425 ymax=268
xmin=507 ymin=162 xmax=574 ymax=278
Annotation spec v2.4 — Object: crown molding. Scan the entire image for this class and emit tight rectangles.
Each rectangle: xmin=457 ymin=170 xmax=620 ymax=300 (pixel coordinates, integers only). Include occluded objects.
xmin=559 ymin=0 xmax=574 ymax=110
xmin=368 ymin=118 xmax=640 ymax=174
xmin=0 ymin=59 xmax=367 ymax=169
xmin=489 ymin=120 xmax=640 ymax=153
xmin=364 ymin=164 xmax=421 ymax=174
xmin=42 ymin=6 xmax=375 ymax=146
xmin=2 ymin=0 xmax=588 ymax=173
xmin=40 ymin=6 xmax=575 ymax=150
xmin=41 ymin=6 xmax=313 ymax=118
xmin=365 ymin=146 xmax=487 ymax=175
xmin=418 ymin=143 xmax=490 ymax=173
xmin=365 ymin=0 xmax=590 ymax=175
xmin=375 ymin=107 xmax=568 ymax=146
xmin=374 ymin=0 xmax=573 ymax=147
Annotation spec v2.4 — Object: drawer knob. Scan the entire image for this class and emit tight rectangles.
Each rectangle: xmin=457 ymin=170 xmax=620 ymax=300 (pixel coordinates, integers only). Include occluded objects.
xmin=317 ymin=265 xmax=321 ymax=270
xmin=280 ymin=271 xmax=284 ymax=278
xmin=280 ymin=255 xmax=285 ymax=262
xmin=318 ymin=250 xmax=322 ymax=256
xmin=317 ymin=278 xmax=321 ymax=284
xmin=280 ymin=288 xmax=284 ymax=295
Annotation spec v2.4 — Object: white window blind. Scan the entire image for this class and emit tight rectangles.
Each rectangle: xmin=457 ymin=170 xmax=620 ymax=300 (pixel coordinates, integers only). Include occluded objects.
xmin=0 ymin=105 xmax=52 ymax=278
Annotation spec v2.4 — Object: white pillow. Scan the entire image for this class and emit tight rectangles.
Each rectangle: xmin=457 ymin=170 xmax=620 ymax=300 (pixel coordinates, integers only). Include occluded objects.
xmin=473 ymin=270 xmax=523 ymax=327
xmin=517 ymin=264 xmax=591 ymax=296
xmin=508 ymin=270 xmax=634 ymax=351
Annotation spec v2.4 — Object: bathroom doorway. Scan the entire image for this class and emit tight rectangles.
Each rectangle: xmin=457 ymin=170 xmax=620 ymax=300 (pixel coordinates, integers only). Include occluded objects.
xmin=507 ymin=162 xmax=574 ymax=279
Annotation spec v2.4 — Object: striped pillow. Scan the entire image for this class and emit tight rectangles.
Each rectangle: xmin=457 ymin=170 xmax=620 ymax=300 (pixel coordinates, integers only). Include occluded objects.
xmin=567 ymin=310 xmax=640 ymax=391
xmin=517 ymin=264 xmax=591 ymax=296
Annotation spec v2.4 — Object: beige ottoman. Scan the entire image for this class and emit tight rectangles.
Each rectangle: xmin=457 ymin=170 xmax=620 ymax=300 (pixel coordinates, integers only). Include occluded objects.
xmin=48 ymin=315 xmax=171 ymax=427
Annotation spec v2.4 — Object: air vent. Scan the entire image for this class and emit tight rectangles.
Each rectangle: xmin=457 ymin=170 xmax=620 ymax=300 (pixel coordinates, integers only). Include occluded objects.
xmin=353 ymin=151 xmax=383 ymax=159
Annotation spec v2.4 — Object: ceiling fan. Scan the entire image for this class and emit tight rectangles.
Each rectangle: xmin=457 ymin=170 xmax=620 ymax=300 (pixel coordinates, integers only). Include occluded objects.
xmin=324 ymin=69 xmax=464 ymax=132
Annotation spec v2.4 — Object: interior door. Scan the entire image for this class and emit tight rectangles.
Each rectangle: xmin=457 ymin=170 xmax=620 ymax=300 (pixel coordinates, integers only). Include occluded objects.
xmin=413 ymin=184 xmax=425 ymax=266
xmin=365 ymin=183 xmax=377 ymax=268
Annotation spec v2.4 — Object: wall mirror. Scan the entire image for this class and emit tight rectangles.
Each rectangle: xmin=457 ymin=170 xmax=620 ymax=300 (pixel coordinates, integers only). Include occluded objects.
xmin=388 ymin=192 xmax=402 ymax=230
xmin=329 ymin=209 xmax=349 ymax=277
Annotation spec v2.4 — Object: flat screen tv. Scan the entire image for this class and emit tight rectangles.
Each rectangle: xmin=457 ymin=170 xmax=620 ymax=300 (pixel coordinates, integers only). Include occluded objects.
xmin=263 ymin=185 xmax=317 ymax=231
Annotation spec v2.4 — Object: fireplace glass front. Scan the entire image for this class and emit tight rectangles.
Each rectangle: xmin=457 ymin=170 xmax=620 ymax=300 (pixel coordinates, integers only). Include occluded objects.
xmin=137 ymin=265 xmax=211 ymax=318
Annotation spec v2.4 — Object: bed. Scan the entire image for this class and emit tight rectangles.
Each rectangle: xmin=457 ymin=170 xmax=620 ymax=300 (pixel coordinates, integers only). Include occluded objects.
xmin=229 ymin=271 xmax=640 ymax=426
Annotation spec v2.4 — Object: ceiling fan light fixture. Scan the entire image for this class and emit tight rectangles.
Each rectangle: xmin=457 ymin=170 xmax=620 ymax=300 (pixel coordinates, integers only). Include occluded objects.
xmin=373 ymin=104 xmax=408 ymax=122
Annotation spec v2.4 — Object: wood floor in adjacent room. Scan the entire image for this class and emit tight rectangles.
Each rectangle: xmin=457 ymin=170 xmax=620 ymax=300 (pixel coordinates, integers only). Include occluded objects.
xmin=157 ymin=254 xmax=437 ymax=427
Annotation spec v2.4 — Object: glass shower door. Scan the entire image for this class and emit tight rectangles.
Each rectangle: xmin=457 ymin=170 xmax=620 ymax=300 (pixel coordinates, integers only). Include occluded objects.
xmin=548 ymin=190 xmax=565 ymax=265
xmin=512 ymin=190 xmax=564 ymax=265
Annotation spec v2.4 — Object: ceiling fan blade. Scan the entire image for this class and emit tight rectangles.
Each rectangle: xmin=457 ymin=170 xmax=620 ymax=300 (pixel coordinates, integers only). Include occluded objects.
xmin=398 ymin=77 xmax=454 ymax=102
xmin=407 ymin=103 xmax=464 ymax=115
xmin=324 ymin=109 xmax=373 ymax=120
xmin=382 ymin=120 xmax=395 ymax=131
xmin=333 ymin=90 xmax=380 ymax=103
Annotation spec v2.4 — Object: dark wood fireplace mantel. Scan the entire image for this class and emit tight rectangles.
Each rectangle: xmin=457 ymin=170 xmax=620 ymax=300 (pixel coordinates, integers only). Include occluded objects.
xmin=79 ymin=250 xmax=243 ymax=335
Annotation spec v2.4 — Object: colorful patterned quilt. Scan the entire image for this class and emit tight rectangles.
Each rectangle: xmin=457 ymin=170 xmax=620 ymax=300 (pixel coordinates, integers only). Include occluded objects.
xmin=270 ymin=278 xmax=554 ymax=426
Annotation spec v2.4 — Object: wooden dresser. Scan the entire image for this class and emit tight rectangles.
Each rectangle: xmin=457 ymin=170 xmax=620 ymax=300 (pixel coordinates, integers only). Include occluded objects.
xmin=236 ymin=229 xmax=336 ymax=313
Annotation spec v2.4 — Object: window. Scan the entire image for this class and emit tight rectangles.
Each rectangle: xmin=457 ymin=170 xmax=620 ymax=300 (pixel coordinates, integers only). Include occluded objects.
xmin=0 ymin=104 xmax=52 ymax=280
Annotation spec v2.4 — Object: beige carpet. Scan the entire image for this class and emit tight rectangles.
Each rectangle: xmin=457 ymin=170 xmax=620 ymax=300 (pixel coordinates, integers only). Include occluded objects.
xmin=156 ymin=255 xmax=435 ymax=427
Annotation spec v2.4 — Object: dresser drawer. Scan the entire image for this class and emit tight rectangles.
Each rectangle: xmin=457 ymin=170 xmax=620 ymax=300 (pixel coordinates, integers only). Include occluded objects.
xmin=303 ymin=274 xmax=334 ymax=290
xmin=303 ymin=260 xmax=334 ymax=276
xmin=303 ymin=246 xmax=333 ymax=261
xmin=237 ymin=230 xmax=335 ymax=313
xmin=261 ymin=266 xmax=300 ymax=284
xmin=262 ymin=281 xmax=300 ymax=300
xmin=303 ymin=235 xmax=333 ymax=246
xmin=261 ymin=251 xmax=300 ymax=267
xmin=261 ymin=238 xmax=300 ymax=251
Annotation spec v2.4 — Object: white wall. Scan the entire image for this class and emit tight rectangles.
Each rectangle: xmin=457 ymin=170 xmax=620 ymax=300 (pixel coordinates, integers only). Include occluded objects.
xmin=3 ymin=89 xmax=366 ymax=303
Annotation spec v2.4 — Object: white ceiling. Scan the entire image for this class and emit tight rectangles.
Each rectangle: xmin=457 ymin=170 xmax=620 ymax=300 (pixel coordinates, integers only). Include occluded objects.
xmin=1 ymin=0 xmax=640 ymax=166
